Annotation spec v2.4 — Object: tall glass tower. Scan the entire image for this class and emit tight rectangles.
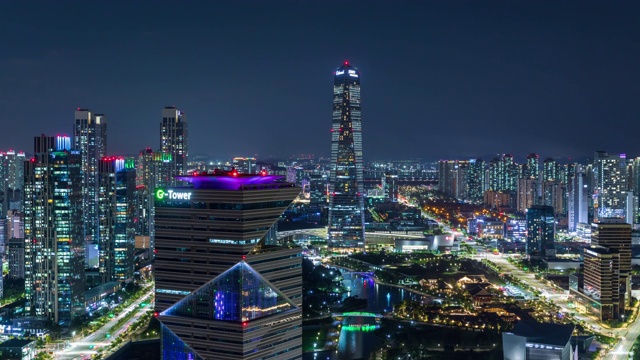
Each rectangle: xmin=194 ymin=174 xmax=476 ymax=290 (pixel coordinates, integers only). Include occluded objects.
xmin=160 ymin=106 xmax=188 ymax=186
xmin=24 ymin=135 xmax=85 ymax=325
xmin=328 ymin=61 xmax=365 ymax=248
xmin=74 ymin=109 xmax=107 ymax=267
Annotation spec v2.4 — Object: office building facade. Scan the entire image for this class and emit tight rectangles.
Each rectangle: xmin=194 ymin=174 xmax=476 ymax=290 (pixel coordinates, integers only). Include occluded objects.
xmin=568 ymin=167 xmax=589 ymax=232
xmin=24 ymin=135 xmax=85 ymax=325
xmin=582 ymin=245 xmax=620 ymax=320
xmin=328 ymin=62 xmax=365 ymax=248
xmin=155 ymin=174 xmax=302 ymax=360
xmin=526 ymin=205 xmax=555 ymax=257
xmin=591 ymin=219 xmax=632 ymax=311
xmin=98 ymin=157 xmax=136 ymax=283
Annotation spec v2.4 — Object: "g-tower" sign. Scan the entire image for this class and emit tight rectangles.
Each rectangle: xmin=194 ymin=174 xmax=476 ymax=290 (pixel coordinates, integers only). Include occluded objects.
xmin=155 ymin=189 xmax=193 ymax=201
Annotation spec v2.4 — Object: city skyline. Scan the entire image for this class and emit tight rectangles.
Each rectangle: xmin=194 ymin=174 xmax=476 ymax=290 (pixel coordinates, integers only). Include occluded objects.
xmin=2 ymin=1 xmax=640 ymax=160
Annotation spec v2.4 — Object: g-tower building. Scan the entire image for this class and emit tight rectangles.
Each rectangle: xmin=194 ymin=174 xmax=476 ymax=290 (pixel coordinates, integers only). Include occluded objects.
xmin=154 ymin=173 xmax=302 ymax=360
xmin=328 ymin=61 xmax=365 ymax=248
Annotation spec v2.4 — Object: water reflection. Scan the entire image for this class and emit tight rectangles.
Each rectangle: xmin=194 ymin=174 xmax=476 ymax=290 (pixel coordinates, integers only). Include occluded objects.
xmin=303 ymin=272 xmax=427 ymax=360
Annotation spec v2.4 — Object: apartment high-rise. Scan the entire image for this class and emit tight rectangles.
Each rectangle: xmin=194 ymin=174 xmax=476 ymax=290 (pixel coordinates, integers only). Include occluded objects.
xmin=328 ymin=61 xmax=365 ymax=248
xmin=542 ymin=180 xmax=566 ymax=216
xmin=24 ymin=135 xmax=84 ymax=325
xmin=7 ymin=237 xmax=25 ymax=280
xmin=383 ymin=174 xmax=399 ymax=202
xmin=233 ymin=157 xmax=256 ymax=174
xmin=438 ymin=160 xmax=456 ymax=197
xmin=160 ymin=107 xmax=188 ymax=186
xmin=517 ymin=178 xmax=538 ymax=213
xmin=155 ymin=173 xmax=302 ymax=359
xmin=542 ymin=158 xmax=557 ymax=182
xmin=3 ymin=150 xmax=26 ymax=211
xmin=593 ymin=151 xmax=628 ymax=220
xmin=468 ymin=158 xmax=485 ymax=203
xmin=522 ymin=153 xmax=539 ymax=179
xmin=74 ymin=109 xmax=108 ymax=266
xmin=489 ymin=155 xmax=518 ymax=193
xmin=526 ymin=205 xmax=555 ymax=257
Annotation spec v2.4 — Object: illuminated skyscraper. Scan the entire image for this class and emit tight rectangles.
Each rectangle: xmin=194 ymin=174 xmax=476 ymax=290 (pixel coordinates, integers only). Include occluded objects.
xmin=568 ymin=166 xmax=589 ymax=231
xmin=488 ymin=155 xmax=518 ymax=208
xmin=98 ymin=157 xmax=136 ymax=283
xmin=135 ymin=148 xmax=172 ymax=252
xmin=155 ymin=173 xmax=302 ymax=359
xmin=468 ymin=159 xmax=485 ymax=203
xmin=517 ymin=178 xmax=539 ymax=213
xmin=24 ymin=135 xmax=84 ymax=325
xmin=522 ymin=153 xmax=539 ymax=179
xmin=438 ymin=160 xmax=456 ymax=197
xmin=233 ymin=157 xmax=256 ymax=174
xmin=160 ymin=107 xmax=188 ymax=186
xmin=3 ymin=150 xmax=26 ymax=211
xmin=74 ymin=109 xmax=107 ymax=266
xmin=526 ymin=205 xmax=555 ymax=257
xmin=593 ymin=151 xmax=628 ymax=220
xmin=542 ymin=158 xmax=558 ymax=182
xmin=581 ymin=245 xmax=620 ymax=320
xmin=591 ymin=218 xmax=632 ymax=312
xmin=384 ymin=174 xmax=399 ymax=202
xmin=328 ymin=61 xmax=365 ymax=248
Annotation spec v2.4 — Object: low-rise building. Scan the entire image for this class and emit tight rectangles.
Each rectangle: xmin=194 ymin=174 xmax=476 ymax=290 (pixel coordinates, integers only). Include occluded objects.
xmin=0 ymin=339 xmax=36 ymax=360
xmin=502 ymin=320 xmax=575 ymax=360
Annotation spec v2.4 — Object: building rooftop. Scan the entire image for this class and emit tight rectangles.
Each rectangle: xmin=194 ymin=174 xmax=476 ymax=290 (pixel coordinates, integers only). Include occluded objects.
xmin=85 ymin=281 xmax=121 ymax=300
xmin=584 ymin=245 xmax=615 ymax=256
xmin=595 ymin=218 xmax=628 ymax=224
xmin=175 ymin=172 xmax=293 ymax=190
xmin=510 ymin=320 xmax=575 ymax=347
xmin=0 ymin=338 xmax=35 ymax=348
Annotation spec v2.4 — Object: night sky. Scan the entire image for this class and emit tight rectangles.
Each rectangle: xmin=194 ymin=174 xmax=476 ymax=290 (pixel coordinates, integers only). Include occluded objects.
xmin=1 ymin=1 xmax=639 ymax=162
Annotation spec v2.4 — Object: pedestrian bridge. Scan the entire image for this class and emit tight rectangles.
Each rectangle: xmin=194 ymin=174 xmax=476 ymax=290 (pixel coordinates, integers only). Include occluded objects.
xmin=332 ymin=311 xmax=383 ymax=319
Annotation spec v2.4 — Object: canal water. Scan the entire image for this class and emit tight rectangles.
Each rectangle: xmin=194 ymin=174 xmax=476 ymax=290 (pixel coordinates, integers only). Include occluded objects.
xmin=303 ymin=272 xmax=429 ymax=360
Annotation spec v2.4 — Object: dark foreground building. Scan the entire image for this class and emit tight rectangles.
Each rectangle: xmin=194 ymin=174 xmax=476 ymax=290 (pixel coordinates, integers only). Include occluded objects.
xmin=502 ymin=320 xmax=575 ymax=360
xmin=154 ymin=173 xmax=302 ymax=360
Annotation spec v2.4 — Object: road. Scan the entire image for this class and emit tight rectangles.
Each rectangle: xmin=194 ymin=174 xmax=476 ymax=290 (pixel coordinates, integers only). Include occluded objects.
xmin=53 ymin=287 xmax=155 ymax=360
xmin=416 ymin=207 xmax=639 ymax=359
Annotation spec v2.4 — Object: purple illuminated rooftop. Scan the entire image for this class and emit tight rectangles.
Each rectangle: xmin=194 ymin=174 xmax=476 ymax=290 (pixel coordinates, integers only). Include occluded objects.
xmin=175 ymin=173 xmax=292 ymax=190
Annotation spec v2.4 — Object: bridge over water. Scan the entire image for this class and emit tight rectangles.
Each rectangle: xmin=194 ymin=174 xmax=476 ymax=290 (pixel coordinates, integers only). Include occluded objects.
xmin=332 ymin=311 xmax=383 ymax=319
